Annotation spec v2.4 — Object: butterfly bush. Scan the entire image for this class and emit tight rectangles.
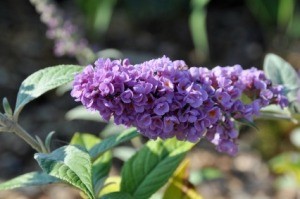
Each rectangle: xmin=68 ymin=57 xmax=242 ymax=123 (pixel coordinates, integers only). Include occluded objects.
xmin=71 ymin=56 xmax=288 ymax=155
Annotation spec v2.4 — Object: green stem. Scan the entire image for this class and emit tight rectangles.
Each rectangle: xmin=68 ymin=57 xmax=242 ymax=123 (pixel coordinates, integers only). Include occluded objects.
xmin=0 ymin=113 xmax=42 ymax=152
xmin=13 ymin=123 xmax=43 ymax=152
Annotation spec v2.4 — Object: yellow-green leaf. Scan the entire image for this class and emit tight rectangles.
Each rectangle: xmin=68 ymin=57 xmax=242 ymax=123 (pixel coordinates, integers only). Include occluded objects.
xmin=98 ymin=176 xmax=121 ymax=197
xmin=163 ymin=159 xmax=202 ymax=199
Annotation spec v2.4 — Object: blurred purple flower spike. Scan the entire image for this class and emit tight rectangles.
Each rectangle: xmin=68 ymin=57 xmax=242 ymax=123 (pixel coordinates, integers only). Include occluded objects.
xmin=30 ymin=0 xmax=94 ymax=64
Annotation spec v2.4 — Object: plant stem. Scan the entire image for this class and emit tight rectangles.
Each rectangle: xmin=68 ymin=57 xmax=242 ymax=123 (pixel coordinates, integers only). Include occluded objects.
xmin=13 ymin=123 xmax=42 ymax=152
xmin=0 ymin=113 xmax=42 ymax=152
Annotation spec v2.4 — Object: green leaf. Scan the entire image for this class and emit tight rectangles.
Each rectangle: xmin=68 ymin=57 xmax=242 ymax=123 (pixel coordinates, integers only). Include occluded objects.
xmin=100 ymin=123 xmax=127 ymax=137
xmin=14 ymin=65 xmax=82 ymax=117
xmin=71 ymin=133 xmax=112 ymax=195
xmin=93 ymin=149 xmax=112 ymax=196
xmin=263 ymin=53 xmax=300 ymax=101
xmin=0 ymin=172 xmax=59 ymax=190
xmin=100 ymin=192 xmax=133 ymax=199
xmin=66 ymin=106 xmax=103 ymax=122
xmin=120 ymin=138 xmax=195 ymax=199
xmin=2 ymin=97 xmax=12 ymax=116
xmin=65 ymin=106 xmax=127 ymax=136
xmin=89 ymin=128 xmax=139 ymax=160
xmin=45 ymin=131 xmax=56 ymax=152
xmin=96 ymin=48 xmax=123 ymax=59
xmin=263 ymin=53 xmax=299 ymax=87
xmin=70 ymin=133 xmax=101 ymax=150
xmin=163 ymin=159 xmax=203 ymax=199
xmin=98 ymin=176 xmax=121 ymax=197
xmin=260 ymin=105 xmax=295 ymax=121
xmin=35 ymin=135 xmax=47 ymax=153
xmin=113 ymin=146 xmax=136 ymax=161
xmin=34 ymin=145 xmax=95 ymax=199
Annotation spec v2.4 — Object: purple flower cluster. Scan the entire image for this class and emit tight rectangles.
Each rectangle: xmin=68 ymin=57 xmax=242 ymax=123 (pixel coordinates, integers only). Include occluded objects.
xmin=71 ymin=56 xmax=288 ymax=155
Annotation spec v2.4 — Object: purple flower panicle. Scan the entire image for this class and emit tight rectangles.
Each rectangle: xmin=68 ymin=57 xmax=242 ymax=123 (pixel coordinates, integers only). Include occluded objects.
xmin=71 ymin=56 xmax=288 ymax=156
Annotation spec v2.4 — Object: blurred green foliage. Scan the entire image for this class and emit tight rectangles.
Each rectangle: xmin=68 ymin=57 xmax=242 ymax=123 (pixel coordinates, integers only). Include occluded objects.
xmin=270 ymin=152 xmax=300 ymax=188
xmin=75 ymin=0 xmax=117 ymax=39
xmin=123 ymin=0 xmax=188 ymax=22
xmin=189 ymin=167 xmax=223 ymax=185
xmin=189 ymin=0 xmax=210 ymax=60
xmin=246 ymin=0 xmax=300 ymax=38
xmin=74 ymin=0 xmax=300 ymax=64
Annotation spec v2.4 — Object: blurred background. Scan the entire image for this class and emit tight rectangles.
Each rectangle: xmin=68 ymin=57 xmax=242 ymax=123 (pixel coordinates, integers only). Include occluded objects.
xmin=1 ymin=0 xmax=300 ymax=198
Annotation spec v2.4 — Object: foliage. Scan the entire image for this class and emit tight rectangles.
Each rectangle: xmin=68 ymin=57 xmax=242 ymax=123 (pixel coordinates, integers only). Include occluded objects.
xmin=163 ymin=159 xmax=203 ymax=199
xmin=269 ymin=125 xmax=300 ymax=189
xmin=120 ymin=138 xmax=194 ymax=199
xmin=246 ymin=0 xmax=299 ymax=37
xmin=270 ymin=152 xmax=300 ymax=185
xmin=14 ymin=65 xmax=83 ymax=119
xmin=189 ymin=0 xmax=210 ymax=60
xmin=262 ymin=54 xmax=300 ymax=116
xmin=76 ymin=0 xmax=117 ymax=39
